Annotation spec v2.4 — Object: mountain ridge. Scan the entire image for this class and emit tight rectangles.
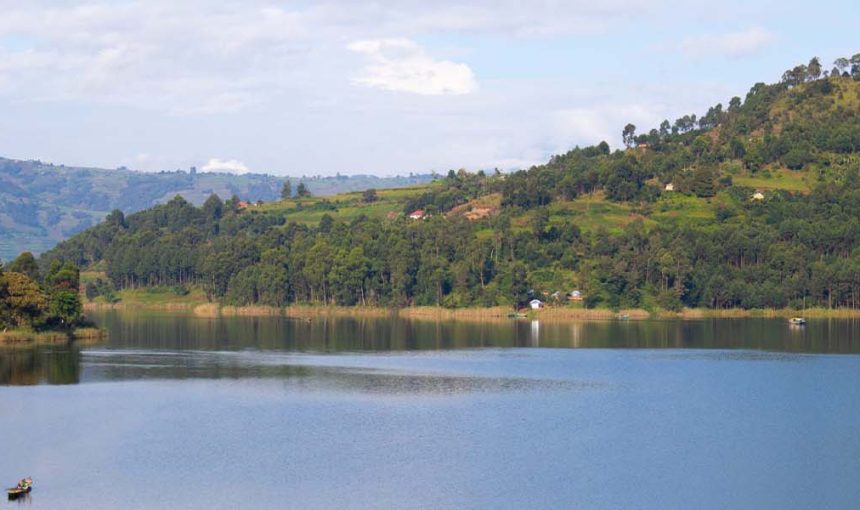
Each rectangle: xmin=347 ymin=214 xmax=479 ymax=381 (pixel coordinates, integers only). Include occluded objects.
xmin=0 ymin=157 xmax=434 ymax=260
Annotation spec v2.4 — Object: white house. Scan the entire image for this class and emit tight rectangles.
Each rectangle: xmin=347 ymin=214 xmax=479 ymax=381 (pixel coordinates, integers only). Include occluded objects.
xmin=752 ymin=192 xmax=765 ymax=201
xmin=568 ymin=290 xmax=583 ymax=301
xmin=529 ymin=299 xmax=544 ymax=310
xmin=664 ymin=183 xmax=674 ymax=191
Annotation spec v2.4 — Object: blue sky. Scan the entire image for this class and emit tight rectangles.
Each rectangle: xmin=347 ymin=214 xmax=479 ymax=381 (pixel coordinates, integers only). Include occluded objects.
xmin=0 ymin=0 xmax=857 ymax=176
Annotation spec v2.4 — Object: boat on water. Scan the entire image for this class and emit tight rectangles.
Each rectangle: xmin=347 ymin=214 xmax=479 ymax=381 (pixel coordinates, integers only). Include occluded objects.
xmin=7 ymin=478 xmax=32 ymax=499
xmin=788 ymin=317 xmax=807 ymax=325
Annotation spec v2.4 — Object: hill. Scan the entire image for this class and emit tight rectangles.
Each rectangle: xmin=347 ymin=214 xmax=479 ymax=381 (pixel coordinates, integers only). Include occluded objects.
xmin=0 ymin=158 xmax=433 ymax=260
xmin=39 ymin=54 xmax=860 ymax=312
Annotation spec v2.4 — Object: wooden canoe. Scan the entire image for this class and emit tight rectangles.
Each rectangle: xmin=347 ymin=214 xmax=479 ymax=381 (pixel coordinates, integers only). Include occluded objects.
xmin=7 ymin=486 xmax=31 ymax=499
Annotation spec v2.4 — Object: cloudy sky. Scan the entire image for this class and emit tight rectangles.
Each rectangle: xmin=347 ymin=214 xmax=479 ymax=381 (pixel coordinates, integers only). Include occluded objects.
xmin=0 ymin=1 xmax=856 ymax=176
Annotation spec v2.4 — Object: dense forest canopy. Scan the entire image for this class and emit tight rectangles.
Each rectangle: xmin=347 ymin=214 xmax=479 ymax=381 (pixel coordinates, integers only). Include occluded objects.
xmin=36 ymin=54 xmax=860 ymax=311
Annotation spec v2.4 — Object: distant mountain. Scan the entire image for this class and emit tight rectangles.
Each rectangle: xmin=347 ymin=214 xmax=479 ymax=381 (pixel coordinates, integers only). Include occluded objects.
xmin=0 ymin=157 xmax=433 ymax=260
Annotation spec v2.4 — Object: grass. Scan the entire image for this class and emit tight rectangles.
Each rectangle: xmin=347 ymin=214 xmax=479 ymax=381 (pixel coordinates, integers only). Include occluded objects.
xmin=255 ymin=183 xmax=439 ymax=226
xmin=0 ymin=327 xmax=105 ymax=346
xmin=733 ymin=168 xmax=810 ymax=192
xmin=546 ymin=193 xmax=653 ymax=233
xmin=83 ymin=285 xmax=209 ymax=309
xmin=651 ymin=192 xmax=718 ymax=226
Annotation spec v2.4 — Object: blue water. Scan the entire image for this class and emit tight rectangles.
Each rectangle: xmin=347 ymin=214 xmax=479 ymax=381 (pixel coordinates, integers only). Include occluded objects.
xmin=2 ymin=345 xmax=859 ymax=509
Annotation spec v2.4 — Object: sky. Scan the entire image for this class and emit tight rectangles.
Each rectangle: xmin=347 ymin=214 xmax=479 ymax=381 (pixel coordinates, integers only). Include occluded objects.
xmin=0 ymin=1 xmax=857 ymax=177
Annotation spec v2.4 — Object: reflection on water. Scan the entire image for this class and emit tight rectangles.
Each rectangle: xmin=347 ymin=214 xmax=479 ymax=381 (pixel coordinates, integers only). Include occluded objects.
xmin=79 ymin=349 xmax=585 ymax=394
xmin=1 ymin=311 xmax=859 ymax=387
xmin=0 ymin=346 xmax=80 ymax=385
xmin=91 ymin=310 xmax=860 ymax=353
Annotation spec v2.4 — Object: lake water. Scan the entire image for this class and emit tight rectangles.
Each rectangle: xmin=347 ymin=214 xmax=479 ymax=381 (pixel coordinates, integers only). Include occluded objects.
xmin=1 ymin=312 xmax=859 ymax=509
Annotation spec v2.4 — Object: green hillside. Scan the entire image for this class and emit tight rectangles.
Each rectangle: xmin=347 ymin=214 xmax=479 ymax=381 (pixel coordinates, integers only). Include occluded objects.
xmin=0 ymin=158 xmax=433 ymax=260
xmin=38 ymin=54 xmax=860 ymax=312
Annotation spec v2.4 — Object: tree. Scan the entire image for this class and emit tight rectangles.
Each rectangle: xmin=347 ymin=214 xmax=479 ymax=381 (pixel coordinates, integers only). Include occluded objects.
xmin=106 ymin=209 xmax=126 ymax=228
xmin=6 ymin=252 xmax=40 ymax=282
xmin=807 ymin=57 xmax=822 ymax=80
xmin=691 ymin=168 xmax=716 ymax=198
xmin=834 ymin=57 xmax=850 ymax=74
xmin=622 ymin=123 xmax=637 ymax=148
xmin=728 ymin=96 xmax=742 ymax=112
xmin=0 ymin=272 xmax=47 ymax=327
xmin=362 ymin=188 xmax=378 ymax=203
xmin=851 ymin=54 xmax=860 ymax=79
xmin=44 ymin=261 xmax=82 ymax=327
xmin=202 ymin=194 xmax=223 ymax=221
xmin=501 ymin=262 xmax=529 ymax=310
xmin=296 ymin=182 xmax=311 ymax=198
xmin=281 ymin=180 xmax=292 ymax=199
xmin=596 ymin=141 xmax=610 ymax=155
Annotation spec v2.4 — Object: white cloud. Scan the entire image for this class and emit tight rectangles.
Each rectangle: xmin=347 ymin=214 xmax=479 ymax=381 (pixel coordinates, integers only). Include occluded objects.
xmin=347 ymin=38 xmax=477 ymax=95
xmin=681 ymin=27 xmax=775 ymax=58
xmin=201 ymin=158 xmax=250 ymax=174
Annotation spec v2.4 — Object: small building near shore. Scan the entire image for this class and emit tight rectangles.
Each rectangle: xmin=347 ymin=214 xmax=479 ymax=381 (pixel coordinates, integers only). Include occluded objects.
xmin=529 ymin=299 xmax=544 ymax=310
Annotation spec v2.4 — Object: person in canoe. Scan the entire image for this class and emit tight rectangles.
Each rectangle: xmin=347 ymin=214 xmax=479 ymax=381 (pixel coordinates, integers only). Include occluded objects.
xmin=7 ymin=477 xmax=32 ymax=500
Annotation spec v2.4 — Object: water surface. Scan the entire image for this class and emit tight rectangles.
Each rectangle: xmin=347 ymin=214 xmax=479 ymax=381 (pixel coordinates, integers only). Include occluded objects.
xmin=1 ymin=312 xmax=859 ymax=509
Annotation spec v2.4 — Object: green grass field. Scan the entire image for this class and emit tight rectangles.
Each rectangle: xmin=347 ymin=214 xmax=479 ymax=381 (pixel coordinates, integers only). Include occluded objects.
xmin=546 ymin=193 xmax=655 ymax=233
xmin=733 ymin=168 xmax=810 ymax=192
xmin=258 ymin=184 xmax=439 ymax=225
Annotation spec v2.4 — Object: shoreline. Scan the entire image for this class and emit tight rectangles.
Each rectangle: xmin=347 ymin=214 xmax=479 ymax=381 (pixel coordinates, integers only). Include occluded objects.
xmin=0 ymin=327 xmax=106 ymax=347
xmin=83 ymin=302 xmax=860 ymax=321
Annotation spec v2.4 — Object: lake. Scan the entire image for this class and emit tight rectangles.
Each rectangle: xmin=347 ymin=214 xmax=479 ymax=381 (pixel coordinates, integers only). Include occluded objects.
xmin=2 ymin=311 xmax=859 ymax=509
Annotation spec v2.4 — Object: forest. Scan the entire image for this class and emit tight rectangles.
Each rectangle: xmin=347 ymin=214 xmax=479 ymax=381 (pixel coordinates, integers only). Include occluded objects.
xmin=35 ymin=54 xmax=860 ymax=312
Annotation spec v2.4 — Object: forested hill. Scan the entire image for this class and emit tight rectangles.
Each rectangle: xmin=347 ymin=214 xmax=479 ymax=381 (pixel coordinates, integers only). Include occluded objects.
xmin=41 ymin=54 xmax=860 ymax=312
xmin=0 ymin=157 xmax=433 ymax=260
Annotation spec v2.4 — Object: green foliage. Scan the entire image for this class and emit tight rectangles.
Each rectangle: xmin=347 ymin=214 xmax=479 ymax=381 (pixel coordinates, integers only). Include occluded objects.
xmin=6 ymin=252 xmax=40 ymax=281
xmin=362 ymin=188 xmax=378 ymax=203
xmin=296 ymin=182 xmax=312 ymax=198
xmin=0 ymin=258 xmax=85 ymax=329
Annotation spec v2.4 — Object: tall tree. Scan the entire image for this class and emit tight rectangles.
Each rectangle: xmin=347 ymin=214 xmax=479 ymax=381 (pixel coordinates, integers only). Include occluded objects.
xmin=281 ymin=180 xmax=292 ymax=199
xmin=807 ymin=57 xmax=822 ymax=80
xmin=622 ymin=123 xmax=637 ymax=148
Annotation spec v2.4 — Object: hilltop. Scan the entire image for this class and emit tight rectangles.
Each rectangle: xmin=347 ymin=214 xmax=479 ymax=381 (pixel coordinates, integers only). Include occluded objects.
xmin=40 ymin=54 xmax=860 ymax=313
xmin=0 ymin=158 xmax=433 ymax=260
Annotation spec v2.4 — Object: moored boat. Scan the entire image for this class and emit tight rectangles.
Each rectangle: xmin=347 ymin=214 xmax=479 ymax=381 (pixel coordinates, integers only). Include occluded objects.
xmin=788 ymin=317 xmax=807 ymax=325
